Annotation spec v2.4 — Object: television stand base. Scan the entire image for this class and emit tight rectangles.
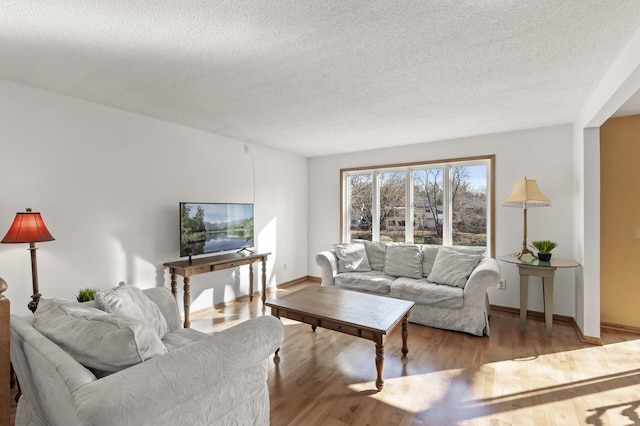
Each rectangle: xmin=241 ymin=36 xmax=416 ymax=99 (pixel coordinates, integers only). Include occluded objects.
xmin=237 ymin=247 xmax=254 ymax=254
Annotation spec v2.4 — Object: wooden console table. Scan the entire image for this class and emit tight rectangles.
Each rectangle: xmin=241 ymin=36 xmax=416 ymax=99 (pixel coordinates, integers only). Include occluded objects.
xmin=164 ymin=252 xmax=270 ymax=328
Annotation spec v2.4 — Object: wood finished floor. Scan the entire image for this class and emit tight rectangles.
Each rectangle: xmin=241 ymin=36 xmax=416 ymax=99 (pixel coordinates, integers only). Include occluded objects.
xmin=191 ymin=282 xmax=640 ymax=426
xmin=8 ymin=281 xmax=640 ymax=426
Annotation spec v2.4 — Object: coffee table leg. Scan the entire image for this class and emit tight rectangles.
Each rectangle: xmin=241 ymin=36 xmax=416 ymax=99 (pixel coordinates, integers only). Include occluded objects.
xmin=401 ymin=314 xmax=409 ymax=356
xmin=375 ymin=334 xmax=384 ymax=392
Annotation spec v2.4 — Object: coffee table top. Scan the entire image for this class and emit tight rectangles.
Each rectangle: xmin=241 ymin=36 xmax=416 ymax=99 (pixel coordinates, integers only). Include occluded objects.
xmin=265 ymin=286 xmax=414 ymax=334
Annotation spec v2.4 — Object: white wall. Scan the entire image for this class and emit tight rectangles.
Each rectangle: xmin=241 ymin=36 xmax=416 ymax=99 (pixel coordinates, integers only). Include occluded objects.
xmin=0 ymin=79 xmax=308 ymax=316
xmin=571 ymin=25 xmax=640 ymax=338
xmin=308 ymin=124 xmax=576 ymax=315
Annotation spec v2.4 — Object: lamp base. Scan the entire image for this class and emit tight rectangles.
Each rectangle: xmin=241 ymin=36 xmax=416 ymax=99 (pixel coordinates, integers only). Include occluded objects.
xmin=514 ymin=247 xmax=537 ymax=259
xmin=28 ymin=292 xmax=41 ymax=313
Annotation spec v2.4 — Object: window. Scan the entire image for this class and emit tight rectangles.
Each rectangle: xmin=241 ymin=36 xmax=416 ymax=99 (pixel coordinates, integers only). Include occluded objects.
xmin=341 ymin=156 xmax=494 ymax=256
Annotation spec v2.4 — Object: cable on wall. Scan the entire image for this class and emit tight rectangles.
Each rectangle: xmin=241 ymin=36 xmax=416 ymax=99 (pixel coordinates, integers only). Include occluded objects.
xmin=244 ymin=144 xmax=256 ymax=204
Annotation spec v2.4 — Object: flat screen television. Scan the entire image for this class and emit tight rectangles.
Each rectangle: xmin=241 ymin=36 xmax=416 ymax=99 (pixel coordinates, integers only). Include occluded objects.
xmin=179 ymin=202 xmax=254 ymax=257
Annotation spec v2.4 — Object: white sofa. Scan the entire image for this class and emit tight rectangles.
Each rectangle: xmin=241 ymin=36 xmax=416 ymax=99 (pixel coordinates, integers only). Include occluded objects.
xmin=10 ymin=285 xmax=284 ymax=426
xmin=315 ymin=241 xmax=501 ymax=336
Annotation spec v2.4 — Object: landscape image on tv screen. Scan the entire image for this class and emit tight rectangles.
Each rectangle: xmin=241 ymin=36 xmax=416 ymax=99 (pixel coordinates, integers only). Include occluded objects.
xmin=180 ymin=202 xmax=254 ymax=257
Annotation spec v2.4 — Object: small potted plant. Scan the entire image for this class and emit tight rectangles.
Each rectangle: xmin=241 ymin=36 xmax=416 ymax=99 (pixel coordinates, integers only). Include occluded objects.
xmin=530 ymin=240 xmax=558 ymax=261
xmin=76 ymin=287 xmax=96 ymax=302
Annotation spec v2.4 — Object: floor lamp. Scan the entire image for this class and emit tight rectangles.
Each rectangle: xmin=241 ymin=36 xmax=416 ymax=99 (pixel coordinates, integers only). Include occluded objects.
xmin=503 ymin=178 xmax=551 ymax=259
xmin=1 ymin=208 xmax=55 ymax=313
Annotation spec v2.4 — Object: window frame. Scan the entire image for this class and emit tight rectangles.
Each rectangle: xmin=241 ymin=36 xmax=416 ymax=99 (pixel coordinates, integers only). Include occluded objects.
xmin=340 ymin=155 xmax=495 ymax=257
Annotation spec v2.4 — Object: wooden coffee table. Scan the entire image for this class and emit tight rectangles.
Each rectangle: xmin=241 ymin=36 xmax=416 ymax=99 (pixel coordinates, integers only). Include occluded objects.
xmin=265 ymin=285 xmax=415 ymax=391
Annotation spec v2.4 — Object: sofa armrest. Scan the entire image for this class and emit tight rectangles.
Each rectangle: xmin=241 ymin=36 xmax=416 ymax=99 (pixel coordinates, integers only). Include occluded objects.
xmin=463 ymin=257 xmax=502 ymax=308
xmin=74 ymin=315 xmax=285 ymax=426
xmin=315 ymin=250 xmax=338 ymax=286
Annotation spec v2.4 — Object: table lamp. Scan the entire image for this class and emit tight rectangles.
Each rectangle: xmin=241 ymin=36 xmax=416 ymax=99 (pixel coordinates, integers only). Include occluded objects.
xmin=1 ymin=208 xmax=55 ymax=312
xmin=502 ymin=178 xmax=551 ymax=259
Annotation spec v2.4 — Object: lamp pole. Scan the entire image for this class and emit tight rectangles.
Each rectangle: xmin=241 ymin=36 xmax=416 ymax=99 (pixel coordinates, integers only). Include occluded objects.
xmin=27 ymin=241 xmax=41 ymax=313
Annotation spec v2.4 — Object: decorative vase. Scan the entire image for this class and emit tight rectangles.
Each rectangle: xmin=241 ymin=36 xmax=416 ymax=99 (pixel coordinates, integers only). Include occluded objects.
xmin=538 ymin=253 xmax=552 ymax=261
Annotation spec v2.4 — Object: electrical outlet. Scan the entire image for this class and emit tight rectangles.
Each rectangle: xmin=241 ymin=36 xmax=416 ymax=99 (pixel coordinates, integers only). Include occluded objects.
xmin=498 ymin=279 xmax=507 ymax=290
xmin=283 ymin=264 xmax=287 ymax=270
xmin=244 ymin=145 xmax=249 ymax=153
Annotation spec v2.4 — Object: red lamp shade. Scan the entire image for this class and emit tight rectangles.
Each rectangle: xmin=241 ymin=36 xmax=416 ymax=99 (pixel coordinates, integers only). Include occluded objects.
xmin=1 ymin=209 xmax=55 ymax=244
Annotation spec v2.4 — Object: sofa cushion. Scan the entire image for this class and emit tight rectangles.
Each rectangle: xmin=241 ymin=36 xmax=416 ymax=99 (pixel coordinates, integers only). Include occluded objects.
xmin=334 ymin=243 xmax=372 ymax=273
xmin=361 ymin=240 xmax=387 ymax=270
xmin=427 ymin=247 xmax=483 ymax=288
xmin=420 ymin=244 xmax=441 ymax=277
xmin=390 ymin=277 xmax=463 ymax=309
xmin=96 ymin=283 xmax=170 ymax=338
xmin=33 ymin=298 xmax=168 ymax=373
xmin=384 ymin=244 xmax=423 ymax=279
xmin=334 ymin=271 xmax=395 ymax=295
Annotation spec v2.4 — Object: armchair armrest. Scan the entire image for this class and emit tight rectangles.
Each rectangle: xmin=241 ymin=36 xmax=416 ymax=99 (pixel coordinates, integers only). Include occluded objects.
xmin=315 ymin=250 xmax=338 ymax=286
xmin=74 ymin=315 xmax=285 ymax=426
xmin=463 ymin=257 xmax=502 ymax=308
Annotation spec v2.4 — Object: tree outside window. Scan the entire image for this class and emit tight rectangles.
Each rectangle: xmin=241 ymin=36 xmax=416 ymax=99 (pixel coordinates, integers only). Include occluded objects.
xmin=342 ymin=156 xmax=493 ymax=255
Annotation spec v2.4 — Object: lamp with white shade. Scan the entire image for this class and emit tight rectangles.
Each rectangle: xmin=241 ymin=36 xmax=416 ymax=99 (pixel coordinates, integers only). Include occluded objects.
xmin=502 ymin=178 xmax=551 ymax=259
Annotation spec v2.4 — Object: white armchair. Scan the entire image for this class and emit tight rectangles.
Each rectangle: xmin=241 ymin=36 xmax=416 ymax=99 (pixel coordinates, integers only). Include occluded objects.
xmin=10 ymin=287 xmax=284 ymax=426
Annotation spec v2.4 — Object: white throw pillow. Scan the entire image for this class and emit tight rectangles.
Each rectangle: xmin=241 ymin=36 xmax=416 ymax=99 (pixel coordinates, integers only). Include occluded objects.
xmin=95 ymin=283 xmax=170 ymax=338
xmin=334 ymin=243 xmax=372 ymax=273
xmin=361 ymin=240 xmax=387 ymax=271
xmin=420 ymin=245 xmax=441 ymax=277
xmin=427 ymin=246 xmax=483 ymax=288
xmin=384 ymin=244 xmax=423 ymax=279
xmin=33 ymin=298 xmax=167 ymax=373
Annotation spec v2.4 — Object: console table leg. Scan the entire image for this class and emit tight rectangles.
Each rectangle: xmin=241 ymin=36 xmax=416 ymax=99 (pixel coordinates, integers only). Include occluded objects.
xmin=183 ymin=276 xmax=191 ymax=328
xmin=401 ymin=314 xmax=409 ymax=356
xmin=249 ymin=264 xmax=254 ymax=302
xmin=261 ymin=259 xmax=267 ymax=304
xmin=375 ymin=335 xmax=384 ymax=392
xmin=170 ymin=272 xmax=177 ymax=300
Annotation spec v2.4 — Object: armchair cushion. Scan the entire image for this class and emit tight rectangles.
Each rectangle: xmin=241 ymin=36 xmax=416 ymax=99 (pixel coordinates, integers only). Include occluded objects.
xmin=95 ymin=283 xmax=170 ymax=338
xmin=33 ymin=298 xmax=167 ymax=373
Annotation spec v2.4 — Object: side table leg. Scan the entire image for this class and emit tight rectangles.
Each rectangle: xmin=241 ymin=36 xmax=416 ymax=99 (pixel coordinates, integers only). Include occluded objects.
xmin=543 ymin=276 xmax=554 ymax=337
xmin=401 ymin=314 xmax=409 ymax=356
xmin=519 ymin=273 xmax=529 ymax=332
xmin=375 ymin=335 xmax=385 ymax=392
xmin=183 ymin=276 xmax=191 ymax=328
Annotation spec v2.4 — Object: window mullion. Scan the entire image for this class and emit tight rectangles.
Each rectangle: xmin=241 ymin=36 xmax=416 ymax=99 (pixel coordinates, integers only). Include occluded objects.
xmin=372 ymin=171 xmax=380 ymax=241
xmin=443 ymin=164 xmax=452 ymax=246
xmin=406 ymin=168 xmax=414 ymax=243
xmin=343 ymin=175 xmax=350 ymax=242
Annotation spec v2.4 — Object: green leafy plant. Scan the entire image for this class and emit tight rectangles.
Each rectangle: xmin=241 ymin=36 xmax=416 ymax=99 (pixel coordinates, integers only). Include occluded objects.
xmin=530 ymin=240 xmax=558 ymax=254
xmin=76 ymin=288 xmax=96 ymax=302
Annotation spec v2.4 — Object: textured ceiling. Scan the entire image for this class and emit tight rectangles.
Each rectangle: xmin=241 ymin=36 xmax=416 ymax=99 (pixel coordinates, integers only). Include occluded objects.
xmin=2 ymin=1 xmax=640 ymax=157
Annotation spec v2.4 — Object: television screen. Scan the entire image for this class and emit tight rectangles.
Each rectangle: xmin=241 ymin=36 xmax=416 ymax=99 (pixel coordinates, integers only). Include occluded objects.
xmin=180 ymin=202 xmax=254 ymax=257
